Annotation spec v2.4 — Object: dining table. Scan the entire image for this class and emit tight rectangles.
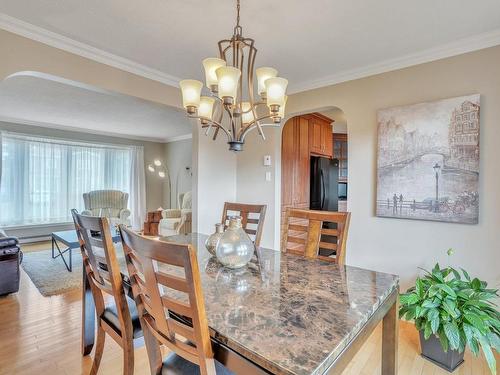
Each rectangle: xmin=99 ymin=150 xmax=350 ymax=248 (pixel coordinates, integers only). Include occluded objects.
xmin=81 ymin=232 xmax=399 ymax=375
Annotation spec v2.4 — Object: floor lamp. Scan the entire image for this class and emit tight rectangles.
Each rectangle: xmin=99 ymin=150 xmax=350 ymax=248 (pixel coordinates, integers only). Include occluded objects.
xmin=146 ymin=159 xmax=172 ymax=208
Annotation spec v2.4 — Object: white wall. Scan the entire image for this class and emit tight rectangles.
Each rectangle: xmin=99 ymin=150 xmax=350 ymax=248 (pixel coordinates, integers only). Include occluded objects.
xmin=192 ymin=122 xmax=237 ymax=234
xmin=235 ymin=128 xmax=282 ymax=248
xmin=236 ymin=46 xmax=500 ymax=291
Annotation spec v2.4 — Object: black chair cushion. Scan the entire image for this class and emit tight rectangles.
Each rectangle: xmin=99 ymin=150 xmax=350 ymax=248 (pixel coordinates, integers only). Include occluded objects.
xmin=161 ymin=352 xmax=233 ymax=375
xmin=102 ymin=295 xmax=143 ymax=339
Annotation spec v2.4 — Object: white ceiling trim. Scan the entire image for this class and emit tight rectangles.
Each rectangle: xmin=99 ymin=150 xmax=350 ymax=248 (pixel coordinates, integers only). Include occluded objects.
xmin=287 ymin=28 xmax=500 ymax=94
xmin=0 ymin=13 xmax=181 ymax=87
xmin=164 ymin=133 xmax=192 ymax=143
xmin=0 ymin=115 xmax=180 ymax=143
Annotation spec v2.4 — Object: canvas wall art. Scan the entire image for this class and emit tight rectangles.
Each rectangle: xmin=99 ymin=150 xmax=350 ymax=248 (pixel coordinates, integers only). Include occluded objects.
xmin=376 ymin=94 xmax=480 ymax=224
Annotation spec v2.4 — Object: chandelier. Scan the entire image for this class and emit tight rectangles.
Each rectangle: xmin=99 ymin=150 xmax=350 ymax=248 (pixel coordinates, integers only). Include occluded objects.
xmin=179 ymin=0 xmax=288 ymax=151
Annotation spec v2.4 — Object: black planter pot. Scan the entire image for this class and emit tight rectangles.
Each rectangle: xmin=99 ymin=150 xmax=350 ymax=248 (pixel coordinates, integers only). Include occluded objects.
xmin=419 ymin=331 xmax=464 ymax=372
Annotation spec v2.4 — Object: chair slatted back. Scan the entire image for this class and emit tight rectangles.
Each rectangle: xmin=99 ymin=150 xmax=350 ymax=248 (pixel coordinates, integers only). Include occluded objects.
xmin=119 ymin=226 xmax=216 ymax=375
xmin=71 ymin=210 xmax=132 ymax=337
xmin=221 ymin=202 xmax=267 ymax=247
xmin=281 ymin=208 xmax=351 ymax=265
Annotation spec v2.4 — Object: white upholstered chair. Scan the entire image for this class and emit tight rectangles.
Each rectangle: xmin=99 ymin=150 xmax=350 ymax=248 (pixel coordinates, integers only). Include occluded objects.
xmin=159 ymin=191 xmax=192 ymax=236
xmin=82 ymin=190 xmax=131 ymax=227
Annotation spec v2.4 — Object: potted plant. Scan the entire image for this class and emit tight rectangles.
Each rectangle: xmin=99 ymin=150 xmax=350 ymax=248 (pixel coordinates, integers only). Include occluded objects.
xmin=399 ymin=252 xmax=500 ymax=374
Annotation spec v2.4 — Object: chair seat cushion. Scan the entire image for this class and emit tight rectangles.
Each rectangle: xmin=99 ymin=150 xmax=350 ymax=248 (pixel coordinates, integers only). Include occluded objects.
xmin=161 ymin=352 xmax=233 ymax=375
xmin=102 ymin=295 xmax=143 ymax=339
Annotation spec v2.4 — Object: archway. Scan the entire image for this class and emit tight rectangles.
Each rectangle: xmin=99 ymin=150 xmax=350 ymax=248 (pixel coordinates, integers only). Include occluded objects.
xmin=275 ymin=106 xmax=348 ymax=249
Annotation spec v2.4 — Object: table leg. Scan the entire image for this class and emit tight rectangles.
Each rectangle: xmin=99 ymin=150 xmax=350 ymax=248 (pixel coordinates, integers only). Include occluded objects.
xmin=81 ymin=265 xmax=95 ymax=356
xmin=51 ymin=236 xmax=55 ymax=258
xmin=382 ymin=294 xmax=399 ymax=375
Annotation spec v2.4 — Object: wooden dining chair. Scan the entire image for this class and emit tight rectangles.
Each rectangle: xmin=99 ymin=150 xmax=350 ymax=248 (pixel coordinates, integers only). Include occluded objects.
xmin=119 ymin=226 xmax=233 ymax=375
xmin=221 ymin=202 xmax=267 ymax=247
xmin=71 ymin=210 xmax=142 ymax=375
xmin=281 ymin=208 xmax=351 ymax=265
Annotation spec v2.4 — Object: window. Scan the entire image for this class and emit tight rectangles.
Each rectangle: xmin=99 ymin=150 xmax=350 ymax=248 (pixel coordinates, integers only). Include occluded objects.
xmin=0 ymin=132 xmax=140 ymax=227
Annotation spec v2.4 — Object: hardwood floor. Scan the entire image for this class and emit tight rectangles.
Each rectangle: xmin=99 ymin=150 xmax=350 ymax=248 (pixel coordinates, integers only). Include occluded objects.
xmin=0 ymin=244 xmax=496 ymax=375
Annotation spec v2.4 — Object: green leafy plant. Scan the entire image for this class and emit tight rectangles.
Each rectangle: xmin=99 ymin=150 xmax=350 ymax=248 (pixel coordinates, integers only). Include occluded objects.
xmin=399 ymin=261 xmax=500 ymax=374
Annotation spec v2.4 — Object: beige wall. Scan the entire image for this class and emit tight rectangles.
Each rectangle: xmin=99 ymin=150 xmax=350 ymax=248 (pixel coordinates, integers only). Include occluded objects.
xmin=238 ymin=46 xmax=500 ymax=290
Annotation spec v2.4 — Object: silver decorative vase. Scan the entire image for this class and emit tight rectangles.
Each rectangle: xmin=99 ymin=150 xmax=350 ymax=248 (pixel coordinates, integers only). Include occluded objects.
xmin=205 ymin=223 xmax=224 ymax=256
xmin=216 ymin=216 xmax=254 ymax=269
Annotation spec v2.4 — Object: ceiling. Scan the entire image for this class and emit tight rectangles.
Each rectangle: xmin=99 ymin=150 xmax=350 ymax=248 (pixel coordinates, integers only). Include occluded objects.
xmin=0 ymin=71 xmax=191 ymax=142
xmin=1 ymin=0 xmax=500 ymax=93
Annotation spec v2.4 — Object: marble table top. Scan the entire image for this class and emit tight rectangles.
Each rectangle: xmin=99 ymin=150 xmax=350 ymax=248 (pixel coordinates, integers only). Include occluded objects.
xmin=159 ymin=233 xmax=399 ymax=375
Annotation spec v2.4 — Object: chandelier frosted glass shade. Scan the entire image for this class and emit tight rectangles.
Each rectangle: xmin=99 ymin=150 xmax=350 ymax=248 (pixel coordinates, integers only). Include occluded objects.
xmin=178 ymin=0 xmax=288 ymax=151
xmin=265 ymin=77 xmax=288 ymax=108
xmin=202 ymin=58 xmax=226 ymax=88
xmin=179 ymin=79 xmax=203 ymax=113
xmin=241 ymin=102 xmax=255 ymax=124
xmin=256 ymin=67 xmax=278 ymax=96
xmin=215 ymin=66 xmax=241 ymax=102
xmin=198 ymin=96 xmax=216 ymax=120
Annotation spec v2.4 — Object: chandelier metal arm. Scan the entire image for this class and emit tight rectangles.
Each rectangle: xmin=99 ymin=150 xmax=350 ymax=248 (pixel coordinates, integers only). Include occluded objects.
xmin=195 ymin=118 xmax=232 ymax=141
xmin=236 ymin=114 xmax=278 ymax=142
xmin=240 ymin=122 xmax=281 ymax=142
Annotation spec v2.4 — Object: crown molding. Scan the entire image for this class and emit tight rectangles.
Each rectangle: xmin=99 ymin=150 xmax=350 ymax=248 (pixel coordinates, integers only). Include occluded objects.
xmin=163 ymin=133 xmax=193 ymax=143
xmin=287 ymin=28 xmax=500 ymax=94
xmin=2 ymin=13 xmax=500 ymax=96
xmin=0 ymin=13 xmax=181 ymax=87
xmin=0 ymin=115 xmax=193 ymax=143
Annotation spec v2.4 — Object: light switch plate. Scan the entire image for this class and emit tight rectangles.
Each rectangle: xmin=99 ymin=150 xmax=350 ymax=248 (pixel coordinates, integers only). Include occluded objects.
xmin=263 ymin=155 xmax=272 ymax=166
xmin=265 ymin=171 xmax=272 ymax=181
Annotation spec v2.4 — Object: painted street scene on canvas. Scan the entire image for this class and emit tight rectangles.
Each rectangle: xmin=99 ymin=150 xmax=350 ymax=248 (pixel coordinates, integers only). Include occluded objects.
xmin=376 ymin=94 xmax=480 ymax=224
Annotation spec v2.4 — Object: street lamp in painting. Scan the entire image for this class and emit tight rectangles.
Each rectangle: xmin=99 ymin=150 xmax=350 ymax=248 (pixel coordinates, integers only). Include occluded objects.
xmin=433 ymin=163 xmax=441 ymax=212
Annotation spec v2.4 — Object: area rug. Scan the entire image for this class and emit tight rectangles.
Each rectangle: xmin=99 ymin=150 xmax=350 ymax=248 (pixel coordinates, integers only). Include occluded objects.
xmin=21 ymin=246 xmax=126 ymax=297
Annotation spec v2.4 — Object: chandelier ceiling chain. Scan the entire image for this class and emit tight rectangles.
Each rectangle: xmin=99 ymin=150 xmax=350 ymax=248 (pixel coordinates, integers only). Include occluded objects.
xmin=179 ymin=0 xmax=288 ymax=151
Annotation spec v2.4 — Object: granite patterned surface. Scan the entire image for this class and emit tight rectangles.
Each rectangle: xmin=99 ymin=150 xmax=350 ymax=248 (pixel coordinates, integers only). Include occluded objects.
xmin=159 ymin=233 xmax=399 ymax=375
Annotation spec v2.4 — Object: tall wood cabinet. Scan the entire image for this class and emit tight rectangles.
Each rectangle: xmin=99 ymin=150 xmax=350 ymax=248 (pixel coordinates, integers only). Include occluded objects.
xmin=281 ymin=113 xmax=333 ymax=241
xmin=281 ymin=116 xmax=310 ymax=211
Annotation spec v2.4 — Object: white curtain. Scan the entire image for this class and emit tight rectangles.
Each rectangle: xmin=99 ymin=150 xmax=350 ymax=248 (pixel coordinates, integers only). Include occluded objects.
xmin=0 ymin=132 xmax=144 ymax=227
xmin=129 ymin=145 xmax=146 ymax=230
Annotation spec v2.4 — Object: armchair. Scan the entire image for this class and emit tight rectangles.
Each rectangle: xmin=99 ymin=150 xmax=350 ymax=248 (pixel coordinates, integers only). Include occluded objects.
xmin=82 ymin=190 xmax=131 ymax=227
xmin=159 ymin=191 xmax=192 ymax=236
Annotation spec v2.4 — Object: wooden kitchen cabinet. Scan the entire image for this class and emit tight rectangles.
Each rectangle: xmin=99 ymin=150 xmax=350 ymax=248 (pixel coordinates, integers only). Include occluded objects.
xmin=308 ymin=113 xmax=333 ymax=158
xmin=281 ymin=116 xmax=310 ymax=208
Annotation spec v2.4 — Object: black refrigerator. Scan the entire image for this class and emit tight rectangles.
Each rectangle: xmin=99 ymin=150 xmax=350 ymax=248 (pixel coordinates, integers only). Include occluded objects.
xmin=310 ymin=156 xmax=339 ymax=212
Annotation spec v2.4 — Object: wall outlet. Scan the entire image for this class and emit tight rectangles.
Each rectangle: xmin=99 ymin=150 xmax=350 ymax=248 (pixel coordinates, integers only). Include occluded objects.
xmin=265 ymin=171 xmax=272 ymax=181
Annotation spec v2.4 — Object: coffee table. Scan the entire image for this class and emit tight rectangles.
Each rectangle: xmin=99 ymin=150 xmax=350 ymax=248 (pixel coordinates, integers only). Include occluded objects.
xmin=51 ymin=229 xmax=121 ymax=272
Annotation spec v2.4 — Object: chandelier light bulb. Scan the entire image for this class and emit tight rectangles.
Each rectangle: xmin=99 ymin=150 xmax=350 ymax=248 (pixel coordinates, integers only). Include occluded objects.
xmin=198 ymin=96 xmax=216 ymax=120
xmin=241 ymin=102 xmax=255 ymax=124
xmin=153 ymin=159 xmax=162 ymax=166
xmin=256 ymin=67 xmax=278 ymax=96
xmin=147 ymin=164 xmax=155 ymax=173
xmin=202 ymin=58 xmax=226 ymax=90
xmin=179 ymin=79 xmax=203 ymax=113
xmin=216 ymin=66 xmax=241 ymax=103
xmin=158 ymin=171 xmax=166 ymax=178
xmin=265 ymin=77 xmax=288 ymax=108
